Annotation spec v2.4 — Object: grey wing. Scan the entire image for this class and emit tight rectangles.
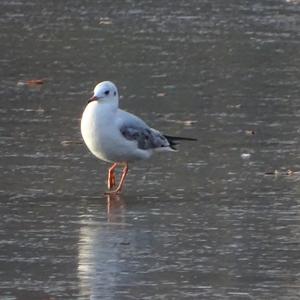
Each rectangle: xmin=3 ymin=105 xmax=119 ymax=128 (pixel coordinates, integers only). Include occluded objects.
xmin=117 ymin=111 xmax=169 ymax=150
xmin=120 ymin=125 xmax=170 ymax=150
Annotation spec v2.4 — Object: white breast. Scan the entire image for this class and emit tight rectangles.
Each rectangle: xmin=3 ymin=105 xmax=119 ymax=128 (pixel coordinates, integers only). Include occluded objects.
xmin=81 ymin=102 xmax=151 ymax=163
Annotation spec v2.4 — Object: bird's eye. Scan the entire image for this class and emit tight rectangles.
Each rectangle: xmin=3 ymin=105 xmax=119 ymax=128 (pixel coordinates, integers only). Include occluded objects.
xmin=104 ymin=90 xmax=110 ymax=95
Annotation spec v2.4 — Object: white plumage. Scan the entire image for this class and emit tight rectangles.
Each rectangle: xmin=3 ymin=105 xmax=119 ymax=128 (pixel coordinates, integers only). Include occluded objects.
xmin=81 ymin=81 xmax=196 ymax=194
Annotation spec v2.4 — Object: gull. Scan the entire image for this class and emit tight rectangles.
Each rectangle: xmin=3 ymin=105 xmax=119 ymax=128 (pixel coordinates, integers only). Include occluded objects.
xmin=81 ymin=81 xmax=196 ymax=194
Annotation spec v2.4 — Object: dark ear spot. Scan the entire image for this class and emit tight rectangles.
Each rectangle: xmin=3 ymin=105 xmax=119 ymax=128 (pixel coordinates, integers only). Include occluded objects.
xmin=114 ymin=91 xmax=116 ymax=96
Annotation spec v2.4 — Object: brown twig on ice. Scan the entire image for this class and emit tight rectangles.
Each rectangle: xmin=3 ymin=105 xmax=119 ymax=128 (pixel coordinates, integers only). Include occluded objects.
xmin=26 ymin=79 xmax=44 ymax=85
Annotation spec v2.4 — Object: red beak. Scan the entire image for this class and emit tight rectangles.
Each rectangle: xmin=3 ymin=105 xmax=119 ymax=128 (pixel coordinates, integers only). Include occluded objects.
xmin=88 ymin=95 xmax=98 ymax=103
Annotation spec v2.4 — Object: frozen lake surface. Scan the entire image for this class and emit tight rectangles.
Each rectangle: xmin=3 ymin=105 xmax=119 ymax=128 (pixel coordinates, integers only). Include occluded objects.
xmin=0 ymin=0 xmax=300 ymax=299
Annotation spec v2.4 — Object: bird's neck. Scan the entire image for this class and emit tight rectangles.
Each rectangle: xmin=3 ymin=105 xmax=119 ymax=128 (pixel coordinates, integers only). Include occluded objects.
xmin=98 ymin=100 xmax=118 ymax=113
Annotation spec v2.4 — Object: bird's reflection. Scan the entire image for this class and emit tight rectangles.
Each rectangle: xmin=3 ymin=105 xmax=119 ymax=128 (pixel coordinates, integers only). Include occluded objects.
xmin=78 ymin=194 xmax=128 ymax=298
xmin=106 ymin=193 xmax=126 ymax=223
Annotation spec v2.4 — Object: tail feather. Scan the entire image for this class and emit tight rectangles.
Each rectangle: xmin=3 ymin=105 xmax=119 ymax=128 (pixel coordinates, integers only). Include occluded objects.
xmin=164 ymin=135 xmax=197 ymax=150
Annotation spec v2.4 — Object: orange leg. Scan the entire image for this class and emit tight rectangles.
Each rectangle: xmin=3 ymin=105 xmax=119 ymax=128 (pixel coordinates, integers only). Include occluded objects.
xmin=105 ymin=163 xmax=129 ymax=195
xmin=107 ymin=163 xmax=118 ymax=190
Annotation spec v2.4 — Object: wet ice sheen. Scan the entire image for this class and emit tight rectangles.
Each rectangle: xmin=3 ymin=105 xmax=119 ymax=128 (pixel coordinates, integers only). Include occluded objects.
xmin=1 ymin=0 xmax=300 ymax=299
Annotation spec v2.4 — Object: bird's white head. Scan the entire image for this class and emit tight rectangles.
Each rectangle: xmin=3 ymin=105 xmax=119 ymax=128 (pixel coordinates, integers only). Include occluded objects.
xmin=88 ymin=81 xmax=119 ymax=106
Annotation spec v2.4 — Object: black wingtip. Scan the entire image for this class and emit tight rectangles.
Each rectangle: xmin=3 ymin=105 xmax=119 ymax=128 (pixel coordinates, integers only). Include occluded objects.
xmin=164 ymin=135 xmax=197 ymax=142
xmin=164 ymin=135 xmax=197 ymax=150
